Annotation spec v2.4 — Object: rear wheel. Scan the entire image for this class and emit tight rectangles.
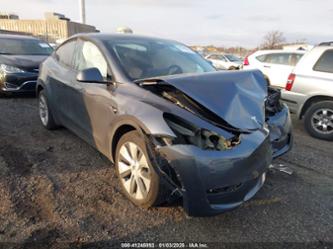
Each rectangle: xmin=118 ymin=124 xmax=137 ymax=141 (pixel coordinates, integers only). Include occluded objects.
xmin=38 ymin=90 xmax=58 ymax=130
xmin=304 ymin=101 xmax=333 ymax=140
xmin=115 ymin=131 xmax=163 ymax=208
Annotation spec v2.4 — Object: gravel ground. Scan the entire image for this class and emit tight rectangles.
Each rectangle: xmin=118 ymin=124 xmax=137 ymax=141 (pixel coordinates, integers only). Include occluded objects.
xmin=0 ymin=96 xmax=332 ymax=249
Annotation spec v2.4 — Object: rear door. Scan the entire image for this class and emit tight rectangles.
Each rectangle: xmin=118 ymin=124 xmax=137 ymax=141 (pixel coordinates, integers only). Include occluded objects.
xmin=48 ymin=39 xmax=79 ymax=129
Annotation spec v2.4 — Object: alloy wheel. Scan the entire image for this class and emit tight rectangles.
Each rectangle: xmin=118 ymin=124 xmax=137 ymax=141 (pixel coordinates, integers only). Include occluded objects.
xmin=311 ymin=108 xmax=333 ymax=134
xmin=39 ymin=95 xmax=49 ymax=126
xmin=117 ymin=142 xmax=151 ymax=200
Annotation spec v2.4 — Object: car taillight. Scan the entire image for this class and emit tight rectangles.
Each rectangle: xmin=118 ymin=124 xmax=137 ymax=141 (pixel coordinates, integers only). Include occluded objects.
xmin=243 ymin=56 xmax=249 ymax=66
xmin=285 ymin=73 xmax=296 ymax=91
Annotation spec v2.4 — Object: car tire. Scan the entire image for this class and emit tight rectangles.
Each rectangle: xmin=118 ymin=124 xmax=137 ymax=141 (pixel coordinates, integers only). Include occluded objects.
xmin=38 ymin=90 xmax=58 ymax=130
xmin=115 ymin=130 xmax=164 ymax=208
xmin=229 ymin=66 xmax=236 ymax=70
xmin=304 ymin=101 xmax=333 ymax=141
xmin=0 ymin=92 xmax=8 ymax=98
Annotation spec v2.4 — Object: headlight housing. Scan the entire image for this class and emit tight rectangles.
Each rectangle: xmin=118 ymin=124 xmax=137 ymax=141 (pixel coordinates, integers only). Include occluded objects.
xmin=163 ymin=113 xmax=240 ymax=151
xmin=0 ymin=64 xmax=26 ymax=73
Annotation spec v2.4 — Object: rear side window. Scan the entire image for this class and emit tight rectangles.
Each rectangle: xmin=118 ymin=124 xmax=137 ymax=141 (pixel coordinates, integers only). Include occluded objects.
xmin=256 ymin=54 xmax=267 ymax=62
xmin=313 ymin=50 xmax=333 ymax=73
xmin=55 ymin=40 xmax=76 ymax=67
xmin=263 ymin=53 xmax=290 ymax=65
xmin=256 ymin=53 xmax=303 ymax=66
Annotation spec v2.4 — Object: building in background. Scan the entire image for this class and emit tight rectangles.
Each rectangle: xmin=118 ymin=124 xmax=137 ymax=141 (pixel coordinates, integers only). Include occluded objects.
xmin=0 ymin=12 xmax=98 ymax=43
xmin=0 ymin=12 xmax=19 ymax=20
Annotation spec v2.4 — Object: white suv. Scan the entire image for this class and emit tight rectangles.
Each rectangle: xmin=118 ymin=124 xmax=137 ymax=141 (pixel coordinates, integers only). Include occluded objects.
xmin=281 ymin=43 xmax=333 ymax=140
xmin=243 ymin=50 xmax=305 ymax=88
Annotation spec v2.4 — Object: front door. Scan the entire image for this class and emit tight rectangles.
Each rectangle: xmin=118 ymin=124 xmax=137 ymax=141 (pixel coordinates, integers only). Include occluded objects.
xmin=72 ymin=39 xmax=118 ymax=151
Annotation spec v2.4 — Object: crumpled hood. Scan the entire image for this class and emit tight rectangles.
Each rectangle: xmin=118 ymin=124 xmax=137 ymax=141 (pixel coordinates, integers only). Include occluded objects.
xmin=147 ymin=70 xmax=267 ymax=131
xmin=0 ymin=54 xmax=48 ymax=71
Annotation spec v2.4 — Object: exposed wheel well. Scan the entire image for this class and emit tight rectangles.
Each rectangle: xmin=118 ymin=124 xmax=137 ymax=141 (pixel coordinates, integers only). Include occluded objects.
xmin=300 ymin=95 xmax=333 ymax=119
xmin=111 ymin=124 xmax=136 ymax=161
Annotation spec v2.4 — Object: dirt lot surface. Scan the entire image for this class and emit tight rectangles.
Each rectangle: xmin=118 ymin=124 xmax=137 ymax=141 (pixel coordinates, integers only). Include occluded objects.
xmin=0 ymin=96 xmax=332 ymax=249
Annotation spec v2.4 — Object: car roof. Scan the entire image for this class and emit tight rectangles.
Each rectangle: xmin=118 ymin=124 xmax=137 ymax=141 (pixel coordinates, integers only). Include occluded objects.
xmin=70 ymin=32 xmax=181 ymax=45
xmin=253 ymin=49 xmax=306 ymax=55
xmin=0 ymin=34 xmax=41 ymax=40
xmin=312 ymin=45 xmax=333 ymax=51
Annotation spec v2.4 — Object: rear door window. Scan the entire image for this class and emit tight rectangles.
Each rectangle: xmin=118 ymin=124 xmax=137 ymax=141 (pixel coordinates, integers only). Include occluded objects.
xmin=313 ymin=50 xmax=333 ymax=73
xmin=264 ymin=53 xmax=291 ymax=65
xmin=256 ymin=54 xmax=267 ymax=62
xmin=55 ymin=40 xmax=76 ymax=68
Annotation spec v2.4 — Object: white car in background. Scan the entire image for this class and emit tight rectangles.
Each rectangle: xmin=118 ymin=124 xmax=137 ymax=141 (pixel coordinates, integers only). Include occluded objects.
xmin=205 ymin=53 xmax=243 ymax=70
xmin=243 ymin=50 xmax=306 ymax=88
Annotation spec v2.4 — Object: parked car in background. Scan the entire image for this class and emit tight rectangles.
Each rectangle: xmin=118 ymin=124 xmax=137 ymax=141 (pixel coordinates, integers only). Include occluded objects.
xmin=281 ymin=42 xmax=333 ymax=140
xmin=0 ymin=34 xmax=53 ymax=96
xmin=243 ymin=50 xmax=306 ymax=88
xmin=37 ymin=33 xmax=292 ymax=216
xmin=205 ymin=53 xmax=243 ymax=70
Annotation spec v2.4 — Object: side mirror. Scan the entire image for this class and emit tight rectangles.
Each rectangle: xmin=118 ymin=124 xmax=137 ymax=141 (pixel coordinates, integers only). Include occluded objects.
xmin=76 ymin=68 xmax=110 ymax=84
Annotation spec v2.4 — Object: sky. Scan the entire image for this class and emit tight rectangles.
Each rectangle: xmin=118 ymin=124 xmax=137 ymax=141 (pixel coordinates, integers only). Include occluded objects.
xmin=2 ymin=0 xmax=333 ymax=47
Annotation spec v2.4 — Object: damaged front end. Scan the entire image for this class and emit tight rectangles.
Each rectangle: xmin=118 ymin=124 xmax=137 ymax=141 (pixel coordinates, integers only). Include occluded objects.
xmin=266 ymin=87 xmax=293 ymax=158
xmin=136 ymin=70 xmax=292 ymax=216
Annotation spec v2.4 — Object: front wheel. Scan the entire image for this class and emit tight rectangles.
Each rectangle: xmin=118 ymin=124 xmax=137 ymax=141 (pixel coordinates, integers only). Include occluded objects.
xmin=115 ymin=131 xmax=164 ymax=208
xmin=38 ymin=90 xmax=58 ymax=130
xmin=304 ymin=101 xmax=333 ymax=140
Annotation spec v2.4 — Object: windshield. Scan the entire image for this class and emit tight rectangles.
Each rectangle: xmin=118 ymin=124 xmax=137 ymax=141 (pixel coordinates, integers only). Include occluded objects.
xmin=0 ymin=38 xmax=53 ymax=55
xmin=225 ymin=54 xmax=242 ymax=62
xmin=104 ymin=39 xmax=216 ymax=80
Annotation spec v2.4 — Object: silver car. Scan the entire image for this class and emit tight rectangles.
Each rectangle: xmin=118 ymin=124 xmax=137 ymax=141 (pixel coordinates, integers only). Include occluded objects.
xmin=205 ymin=53 xmax=243 ymax=70
xmin=281 ymin=42 xmax=333 ymax=140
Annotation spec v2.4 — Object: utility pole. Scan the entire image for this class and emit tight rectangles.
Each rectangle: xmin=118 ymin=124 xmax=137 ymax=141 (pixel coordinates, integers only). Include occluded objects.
xmin=79 ymin=0 xmax=86 ymax=24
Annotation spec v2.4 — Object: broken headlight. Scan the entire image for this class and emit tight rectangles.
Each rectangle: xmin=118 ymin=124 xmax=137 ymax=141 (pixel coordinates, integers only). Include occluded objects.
xmin=163 ymin=113 xmax=240 ymax=150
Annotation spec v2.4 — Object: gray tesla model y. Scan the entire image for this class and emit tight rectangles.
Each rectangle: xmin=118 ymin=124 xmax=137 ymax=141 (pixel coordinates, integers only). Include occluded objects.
xmin=37 ymin=33 xmax=292 ymax=216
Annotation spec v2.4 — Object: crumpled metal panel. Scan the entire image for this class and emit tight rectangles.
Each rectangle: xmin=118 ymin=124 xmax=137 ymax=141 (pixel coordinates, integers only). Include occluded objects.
xmin=154 ymin=70 xmax=267 ymax=131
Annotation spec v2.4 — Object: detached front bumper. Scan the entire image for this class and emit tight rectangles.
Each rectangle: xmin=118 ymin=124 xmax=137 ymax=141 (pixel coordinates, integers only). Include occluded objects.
xmin=0 ymin=72 xmax=38 ymax=94
xmin=158 ymin=130 xmax=272 ymax=216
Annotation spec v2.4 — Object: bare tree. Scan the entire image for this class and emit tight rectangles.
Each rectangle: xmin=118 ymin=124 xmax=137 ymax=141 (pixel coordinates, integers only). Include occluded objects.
xmin=260 ymin=31 xmax=286 ymax=49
